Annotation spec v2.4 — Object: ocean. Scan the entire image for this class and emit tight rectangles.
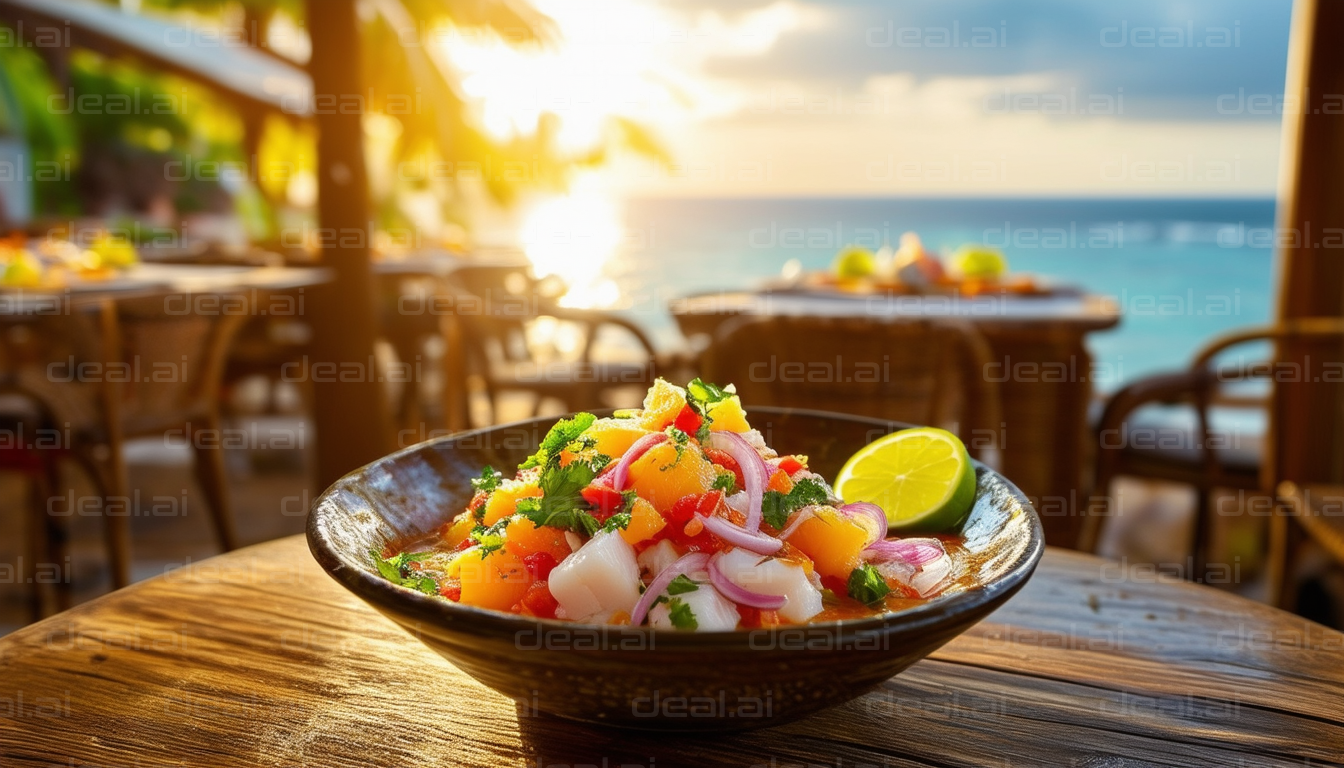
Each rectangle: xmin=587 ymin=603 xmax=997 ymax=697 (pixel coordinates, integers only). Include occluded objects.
xmin=606 ymin=197 xmax=1278 ymax=393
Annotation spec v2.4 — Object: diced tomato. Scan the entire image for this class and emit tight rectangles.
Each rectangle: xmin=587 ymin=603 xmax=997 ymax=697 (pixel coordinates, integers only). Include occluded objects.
xmin=665 ymin=490 xmax=724 ymax=526
xmin=657 ymin=491 xmax=727 ymax=550
xmin=678 ymin=530 xmax=722 ymax=553
xmin=820 ymin=574 xmax=849 ymax=595
xmin=522 ymin=551 xmax=558 ymax=580
xmin=453 ymin=536 xmax=477 ymax=552
xmin=697 ymin=490 xmax=724 ymax=516
xmin=581 ymin=482 xmax=625 ymax=519
xmin=440 ymin=580 xmax=462 ymax=602
xmin=672 ymin=405 xmax=703 ymax=436
xmin=519 ymin=580 xmax=558 ymax=618
xmin=666 ymin=493 xmax=701 ymax=525
xmin=467 ymin=490 xmax=488 ymax=514
xmin=704 ymin=448 xmax=745 ymax=489
xmin=777 ymin=455 xmax=807 ymax=475
xmin=735 ymin=605 xmax=781 ymax=628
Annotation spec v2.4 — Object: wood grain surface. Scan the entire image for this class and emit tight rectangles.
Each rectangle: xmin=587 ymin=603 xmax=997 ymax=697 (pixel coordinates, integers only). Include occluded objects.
xmin=0 ymin=536 xmax=1340 ymax=767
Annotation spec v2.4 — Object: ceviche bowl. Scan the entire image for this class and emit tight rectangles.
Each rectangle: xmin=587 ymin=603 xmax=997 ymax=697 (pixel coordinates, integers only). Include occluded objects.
xmin=308 ymin=406 xmax=1042 ymax=731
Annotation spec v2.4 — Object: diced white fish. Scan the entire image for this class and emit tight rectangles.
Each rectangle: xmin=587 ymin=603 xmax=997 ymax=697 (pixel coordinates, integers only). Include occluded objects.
xmin=636 ymin=539 xmax=681 ymax=581
xmin=740 ymin=429 xmax=777 ymax=458
xmin=548 ymin=530 xmax=642 ymax=622
xmin=714 ymin=548 xmax=823 ymax=624
xmin=876 ymin=552 xmax=955 ymax=598
xmin=648 ymin=580 xmax=741 ymax=631
xmin=725 ymin=491 xmax=749 ymax=515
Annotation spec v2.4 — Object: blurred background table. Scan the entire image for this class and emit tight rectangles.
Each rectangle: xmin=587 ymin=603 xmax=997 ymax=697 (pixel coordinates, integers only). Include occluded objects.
xmin=0 ymin=535 xmax=1337 ymax=767
xmin=0 ymin=264 xmax=330 ymax=606
xmin=673 ymin=290 xmax=1121 ymax=547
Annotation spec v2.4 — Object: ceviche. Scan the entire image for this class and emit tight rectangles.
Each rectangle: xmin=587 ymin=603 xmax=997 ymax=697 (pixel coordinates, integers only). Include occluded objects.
xmin=373 ymin=379 xmax=979 ymax=630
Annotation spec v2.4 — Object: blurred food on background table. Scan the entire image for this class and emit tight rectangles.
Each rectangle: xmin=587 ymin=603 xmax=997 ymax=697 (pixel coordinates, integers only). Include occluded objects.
xmin=1 ymin=231 xmax=140 ymax=288
xmin=780 ymin=236 xmax=1060 ymax=298
xmin=674 ymin=285 xmax=1119 ymax=548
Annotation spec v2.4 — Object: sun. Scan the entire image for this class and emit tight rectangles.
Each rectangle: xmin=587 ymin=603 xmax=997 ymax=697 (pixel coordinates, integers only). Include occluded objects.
xmin=519 ymin=181 xmax=622 ymax=309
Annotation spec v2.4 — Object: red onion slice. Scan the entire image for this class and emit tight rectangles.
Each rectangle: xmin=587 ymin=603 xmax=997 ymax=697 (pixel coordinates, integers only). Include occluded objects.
xmin=708 ymin=431 xmax=769 ymax=531
xmin=606 ymin=432 xmax=668 ymax=491
xmin=777 ymin=505 xmax=818 ymax=540
xmin=862 ymin=537 xmax=946 ymax=568
xmin=839 ymin=502 xmax=888 ymax=547
xmin=630 ymin=551 xmax=711 ymax=627
xmin=708 ymin=553 xmax=787 ymax=610
xmin=697 ymin=514 xmax=783 ymax=555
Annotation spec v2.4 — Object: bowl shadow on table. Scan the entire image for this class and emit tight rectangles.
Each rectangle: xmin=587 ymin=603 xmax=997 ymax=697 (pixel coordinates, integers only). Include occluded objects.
xmin=308 ymin=408 xmax=1044 ymax=732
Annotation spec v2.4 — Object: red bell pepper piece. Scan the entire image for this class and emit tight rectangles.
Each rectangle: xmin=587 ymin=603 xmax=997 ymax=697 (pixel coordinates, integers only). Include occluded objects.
xmin=704 ymin=447 xmax=745 ymax=489
xmin=672 ymin=404 xmax=703 ymax=435
xmin=581 ymin=483 xmax=625 ymax=519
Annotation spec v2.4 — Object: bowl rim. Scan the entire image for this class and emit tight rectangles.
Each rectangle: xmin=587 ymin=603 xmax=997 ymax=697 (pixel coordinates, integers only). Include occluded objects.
xmin=307 ymin=406 xmax=1045 ymax=646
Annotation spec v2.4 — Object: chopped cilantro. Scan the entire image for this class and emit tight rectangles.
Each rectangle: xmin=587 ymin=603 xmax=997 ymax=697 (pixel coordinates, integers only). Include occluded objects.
xmin=760 ymin=478 xmax=829 ymax=530
xmin=370 ymin=550 xmax=438 ymax=595
xmin=471 ymin=466 xmax=502 ymax=494
xmin=666 ymin=597 xmax=698 ymax=630
xmin=685 ymin=379 xmax=736 ymax=438
xmin=665 ymin=427 xmax=691 ymax=463
xmin=601 ymin=511 xmax=632 ymax=532
xmin=574 ymin=510 xmax=601 ymax=537
xmin=469 ymin=518 xmax=511 ymax=557
xmin=847 ymin=564 xmax=891 ymax=605
xmin=620 ymin=488 xmax=639 ymax=513
xmin=516 ymin=454 xmax=607 ymax=537
xmin=710 ymin=472 xmax=738 ymax=495
xmin=686 ymin=378 xmax=734 ymax=412
xmin=520 ymin=412 xmax=597 ymax=470
xmin=666 ymin=574 xmax=700 ymax=595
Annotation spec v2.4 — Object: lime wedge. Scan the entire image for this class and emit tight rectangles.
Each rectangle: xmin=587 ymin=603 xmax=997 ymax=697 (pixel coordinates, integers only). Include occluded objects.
xmin=834 ymin=427 xmax=977 ymax=532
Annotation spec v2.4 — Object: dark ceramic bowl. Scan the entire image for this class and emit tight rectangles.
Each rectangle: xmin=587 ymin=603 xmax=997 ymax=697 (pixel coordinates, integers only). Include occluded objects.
xmin=308 ymin=408 xmax=1043 ymax=731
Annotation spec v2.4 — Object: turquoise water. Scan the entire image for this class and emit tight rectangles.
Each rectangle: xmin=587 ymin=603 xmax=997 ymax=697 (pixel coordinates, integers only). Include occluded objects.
xmin=608 ymin=197 xmax=1277 ymax=392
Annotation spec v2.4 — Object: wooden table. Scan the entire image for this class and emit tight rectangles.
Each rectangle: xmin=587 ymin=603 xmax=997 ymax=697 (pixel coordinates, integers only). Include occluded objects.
xmin=673 ymin=290 xmax=1121 ymax=548
xmin=2 ymin=535 xmax=1339 ymax=767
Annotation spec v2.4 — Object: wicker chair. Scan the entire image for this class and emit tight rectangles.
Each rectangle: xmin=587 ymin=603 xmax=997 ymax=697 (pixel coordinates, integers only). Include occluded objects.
xmin=699 ymin=314 xmax=1002 ymax=466
xmin=14 ymin=291 xmax=251 ymax=591
xmin=447 ymin=265 xmax=662 ymax=425
xmin=1082 ymin=318 xmax=1344 ymax=588
xmin=1274 ymin=482 xmax=1344 ymax=612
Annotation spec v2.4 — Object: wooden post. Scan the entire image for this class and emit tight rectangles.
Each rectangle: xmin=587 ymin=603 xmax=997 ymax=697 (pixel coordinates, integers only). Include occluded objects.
xmin=1272 ymin=0 xmax=1344 ymax=486
xmin=305 ymin=0 xmax=392 ymax=487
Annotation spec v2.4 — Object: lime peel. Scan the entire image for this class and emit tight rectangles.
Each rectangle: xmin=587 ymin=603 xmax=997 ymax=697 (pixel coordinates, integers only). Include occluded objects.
xmin=834 ymin=427 xmax=977 ymax=533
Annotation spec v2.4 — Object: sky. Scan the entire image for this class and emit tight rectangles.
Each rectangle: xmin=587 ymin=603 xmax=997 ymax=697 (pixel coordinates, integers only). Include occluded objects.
xmin=451 ymin=0 xmax=1297 ymax=198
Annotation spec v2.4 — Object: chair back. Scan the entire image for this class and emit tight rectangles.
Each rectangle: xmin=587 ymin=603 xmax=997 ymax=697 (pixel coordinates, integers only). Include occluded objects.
xmin=700 ymin=314 xmax=1001 ymax=463
xmin=1189 ymin=318 xmax=1344 ymax=491
xmin=105 ymin=292 xmax=250 ymax=435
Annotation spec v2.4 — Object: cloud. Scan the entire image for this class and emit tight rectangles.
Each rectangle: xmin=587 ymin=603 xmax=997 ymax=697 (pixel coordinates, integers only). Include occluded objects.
xmin=695 ymin=0 xmax=1293 ymax=121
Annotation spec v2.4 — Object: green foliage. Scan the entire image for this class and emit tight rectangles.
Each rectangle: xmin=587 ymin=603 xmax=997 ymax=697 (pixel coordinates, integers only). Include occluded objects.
xmin=0 ymin=28 xmax=78 ymax=214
